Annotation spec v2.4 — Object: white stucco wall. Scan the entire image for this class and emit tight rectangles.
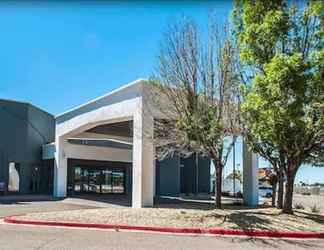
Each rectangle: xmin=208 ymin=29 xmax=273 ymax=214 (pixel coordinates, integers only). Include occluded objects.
xmin=55 ymin=80 xmax=144 ymax=138
xmin=64 ymin=143 xmax=132 ymax=162
xmin=52 ymin=79 xmax=157 ymax=208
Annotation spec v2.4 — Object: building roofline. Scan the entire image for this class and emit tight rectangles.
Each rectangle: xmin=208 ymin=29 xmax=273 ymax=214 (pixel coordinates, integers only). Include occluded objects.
xmin=0 ymin=97 xmax=54 ymax=117
xmin=55 ymin=78 xmax=147 ymax=119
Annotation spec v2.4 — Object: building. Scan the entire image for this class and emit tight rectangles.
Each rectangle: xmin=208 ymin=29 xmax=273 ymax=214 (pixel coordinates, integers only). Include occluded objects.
xmin=1 ymin=79 xmax=259 ymax=207
xmin=157 ymin=153 xmax=210 ymax=196
xmin=0 ymin=84 xmax=211 ymax=199
xmin=0 ymin=99 xmax=55 ymax=194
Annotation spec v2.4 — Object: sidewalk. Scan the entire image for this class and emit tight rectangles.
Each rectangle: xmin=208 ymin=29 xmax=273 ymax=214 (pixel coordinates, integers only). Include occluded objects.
xmin=0 ymin=195 xmax=58 ymax=203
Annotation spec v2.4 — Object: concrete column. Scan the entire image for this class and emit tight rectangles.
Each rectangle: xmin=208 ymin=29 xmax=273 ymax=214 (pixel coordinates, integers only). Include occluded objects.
xmin=243 ymin=141 xmax=259 ymax=206
xmin=53 ymin=137 xmax=67 ymax=197
xmin=132 ymin=98 xmax=154 ymax=208
xmin=153 ymin=146 xmax=156 ymax=197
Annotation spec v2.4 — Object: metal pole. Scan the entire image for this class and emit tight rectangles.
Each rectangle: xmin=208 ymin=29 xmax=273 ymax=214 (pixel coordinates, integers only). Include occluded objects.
xmin=233 ymin=140 xmax=236 ymax=198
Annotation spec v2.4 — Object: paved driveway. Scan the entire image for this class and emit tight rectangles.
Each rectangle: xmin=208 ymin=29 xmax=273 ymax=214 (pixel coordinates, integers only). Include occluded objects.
xmin=0 ymin=222 xmax=323 ymax=250
xmin=0 ymin=195 xmax=100 ymax=218
xmin=0 ymin=201 xmax=97 ymax=218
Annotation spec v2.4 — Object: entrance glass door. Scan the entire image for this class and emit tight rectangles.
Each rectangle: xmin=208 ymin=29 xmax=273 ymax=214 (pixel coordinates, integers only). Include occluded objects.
xmin=73 ymin=166 xmax=125 ymax=194
xmin=87 ymin=170 xmax=102 ymax=193
xmin=102 ymin=170 xmax=112 ymax=193
xmin=112 ymin=171 xmax=125 ymax=193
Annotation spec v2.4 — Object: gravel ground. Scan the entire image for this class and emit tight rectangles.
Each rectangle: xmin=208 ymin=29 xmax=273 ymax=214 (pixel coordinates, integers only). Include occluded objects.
xmin=17 ymin=206 xmax=324 ymax=232
xmin=293 ymin=194 xmax=324 ymax=212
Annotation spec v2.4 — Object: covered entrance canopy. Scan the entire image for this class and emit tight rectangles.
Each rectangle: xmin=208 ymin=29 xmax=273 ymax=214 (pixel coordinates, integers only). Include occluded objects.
xmin=43 ymin=79 xmax=259 ymax=208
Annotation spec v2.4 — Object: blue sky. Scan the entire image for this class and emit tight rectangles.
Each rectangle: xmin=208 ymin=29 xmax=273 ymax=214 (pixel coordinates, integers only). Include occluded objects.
xmin=0 ymin=1 xmax=322 ymax=183
xmin=221 ymin=138 xmax=324 ymax=184
xmin=0 ymin=0 xmax=230 ymax=115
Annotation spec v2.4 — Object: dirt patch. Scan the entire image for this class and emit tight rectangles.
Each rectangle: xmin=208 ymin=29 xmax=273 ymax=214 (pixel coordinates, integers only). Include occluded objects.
xmin=17 ymin=206 xmax=324 ymax=232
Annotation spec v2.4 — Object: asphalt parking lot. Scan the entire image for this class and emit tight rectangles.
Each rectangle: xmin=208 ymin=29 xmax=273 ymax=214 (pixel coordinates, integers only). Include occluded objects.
xmin=1 ymin=219 xmax=324 ymax=250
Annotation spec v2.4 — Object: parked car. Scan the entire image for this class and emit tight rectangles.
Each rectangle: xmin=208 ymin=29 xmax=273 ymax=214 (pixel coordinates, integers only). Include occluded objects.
xmin=259 ymin=186 xmax=273 ymax=198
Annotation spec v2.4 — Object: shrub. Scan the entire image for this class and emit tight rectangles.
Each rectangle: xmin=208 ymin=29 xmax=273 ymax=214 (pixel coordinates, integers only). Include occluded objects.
xmin=310 ymin=205 xmax=320 ymax=213
xmin=294 ymin=202 xmax=305 ymax=210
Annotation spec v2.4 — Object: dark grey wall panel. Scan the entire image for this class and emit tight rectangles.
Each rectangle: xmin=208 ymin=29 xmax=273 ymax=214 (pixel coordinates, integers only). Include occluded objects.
xmin=156 ymin=155 xmax=180 ymax=196
xmin=0 ymin=99 xmax=55 ymax=194
xmin=198 ymin=156 xmax=211 ymax=193
xmin=0 ymin=100 xmax=28 ymax=193
xmin=27 ymin=105 xmax=55 ymax=161
xmin=180 ymin=153 xmax=211 ymax=194
xmin=180 ymin=154 xmax=196 ymax=194
xmin=0 ymin=100 xmax=28 ymax=161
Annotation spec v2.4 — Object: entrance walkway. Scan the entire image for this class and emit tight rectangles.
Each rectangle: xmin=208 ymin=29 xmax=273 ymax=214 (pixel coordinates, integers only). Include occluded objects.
xmin=0 ymin=194 xmax=131 ymax=218
xmin=64 ymin=194 xmax=131 ymax=208
xmin=0 ymin=195 xmax=56 ymax=204
xmin=0 ymin=195 xmax=97 ymax=218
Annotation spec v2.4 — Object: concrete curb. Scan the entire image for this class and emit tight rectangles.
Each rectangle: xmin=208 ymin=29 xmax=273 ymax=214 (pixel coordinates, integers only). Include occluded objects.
xmin=4 ymin=215 xmax=324 ymax=239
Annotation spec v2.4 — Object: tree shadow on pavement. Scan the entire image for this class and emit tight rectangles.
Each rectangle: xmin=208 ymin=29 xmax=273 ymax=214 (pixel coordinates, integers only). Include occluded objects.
xmin=294 ymin=211 xmax=324 ymax=225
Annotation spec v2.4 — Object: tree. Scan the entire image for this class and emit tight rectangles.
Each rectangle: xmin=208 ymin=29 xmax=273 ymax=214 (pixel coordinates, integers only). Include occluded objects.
xmin=268 ymin=172 xmax=278 ymax=207
xmin=152 ymin=17 xmax=241 ymax=208
xmin=227 ymin=169 xmax=243 ymax=182
xmin=233 ymin=0 xmax=324 ymax=214
xmin=306 ymin=145 xmax=324 ymax=167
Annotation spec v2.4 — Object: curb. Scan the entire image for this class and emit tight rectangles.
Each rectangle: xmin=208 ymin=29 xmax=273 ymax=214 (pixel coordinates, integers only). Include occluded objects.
xmin=4 ymin=215 xmax=324 ymax=239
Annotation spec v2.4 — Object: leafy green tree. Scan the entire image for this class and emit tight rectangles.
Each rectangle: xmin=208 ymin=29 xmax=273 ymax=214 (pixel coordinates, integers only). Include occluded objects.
xmin=306 ymin=146 xmax=324 ymax=167
xmin=233 ymin=0 xmax=324 ymax=214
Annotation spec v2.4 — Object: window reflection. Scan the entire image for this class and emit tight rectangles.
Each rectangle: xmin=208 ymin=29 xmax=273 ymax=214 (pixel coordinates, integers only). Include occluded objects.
xmin=74 ymin=166 xmax=125 ymax=194
xmin=8 ymin=162 xmax=20 ymax=192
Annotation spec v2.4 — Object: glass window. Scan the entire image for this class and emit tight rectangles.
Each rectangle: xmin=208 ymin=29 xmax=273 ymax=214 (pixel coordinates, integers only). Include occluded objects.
xmin=112 ymin=170 xmax=124 ymax=193
xmin=102 ymin=170 xmax=112 ymax=193
xmin=8 ymin=162 xmax=20 ymax=192
xmin=74 ymin=166 xmax=81 ymax=192
xmin=73 ymin=166 xmax=125 ymax=194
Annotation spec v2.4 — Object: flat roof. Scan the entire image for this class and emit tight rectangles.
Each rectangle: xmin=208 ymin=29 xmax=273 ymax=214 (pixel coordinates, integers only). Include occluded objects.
xmin=55 ymin=78 xmax=147 ymax=119
xmin=1 ymin=78 xmax=148 ymax=119
xmin=0 ymin=97 xmax=54 ymax=117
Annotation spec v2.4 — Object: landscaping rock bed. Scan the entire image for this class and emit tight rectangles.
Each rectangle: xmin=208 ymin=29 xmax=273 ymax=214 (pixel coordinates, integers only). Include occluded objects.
xmin=17 ymin=206 xmax=324 ymax=232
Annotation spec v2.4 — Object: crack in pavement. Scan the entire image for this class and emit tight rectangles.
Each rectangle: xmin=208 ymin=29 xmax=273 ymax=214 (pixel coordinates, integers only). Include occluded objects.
xmin=32 ymin=236 xmax=59 ymax=250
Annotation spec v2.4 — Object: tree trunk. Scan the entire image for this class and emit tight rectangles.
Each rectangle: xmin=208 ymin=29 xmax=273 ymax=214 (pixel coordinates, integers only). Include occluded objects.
xmin=214 ymin=160 xmax=223 ymax=209
xmin=282 ymin=171 xmax=295 ymax=214
xmin=272 ymin=183 xmax=277 ymax=207
xmin=277 ymin=169 xmax=284 ymax=209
